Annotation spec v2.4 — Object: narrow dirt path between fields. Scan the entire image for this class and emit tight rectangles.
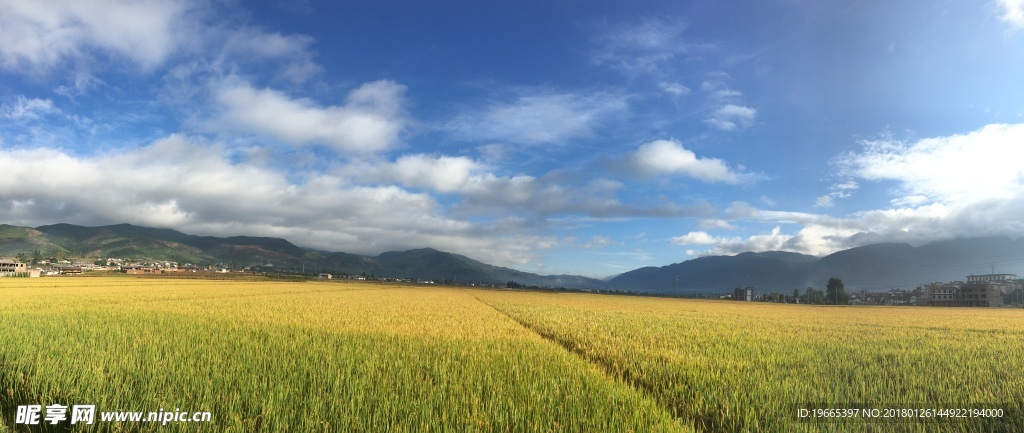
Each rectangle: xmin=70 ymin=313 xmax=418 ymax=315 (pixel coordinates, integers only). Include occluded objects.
xmin=461 ymin=289 xmax=695 ymax=432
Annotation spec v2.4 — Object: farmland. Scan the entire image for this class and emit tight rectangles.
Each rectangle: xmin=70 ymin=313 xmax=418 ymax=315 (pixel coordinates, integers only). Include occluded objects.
xmin=2 ymin=278 xmax=1023 ymax=432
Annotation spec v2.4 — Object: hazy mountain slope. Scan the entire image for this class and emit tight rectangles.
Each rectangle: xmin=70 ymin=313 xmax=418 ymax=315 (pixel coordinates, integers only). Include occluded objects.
xmin=809 ymin=237 xmax=1024 ymax=289
xmin=608 ymin=251 xmax=819 ymax=293
xmin=610 ymin=238 xmax=1024 ymax=293
xmin=373 ymin=248 xmax=605 ymax=288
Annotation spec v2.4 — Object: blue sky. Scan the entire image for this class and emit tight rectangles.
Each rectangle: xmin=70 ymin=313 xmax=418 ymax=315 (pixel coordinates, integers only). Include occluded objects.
xmin=2 ymin=0 xmax=1024 ymax=278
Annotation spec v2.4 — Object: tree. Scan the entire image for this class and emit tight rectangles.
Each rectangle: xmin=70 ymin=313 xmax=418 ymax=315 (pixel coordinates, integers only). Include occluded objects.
xmin=15 ymin=252 xmax=27 ymax=263
xmin=806 ymin=286 xmax=824 ymax=304
xmin=793 ymin=288 xmax=800 ymax=302
xmin=31 ymin=249 xmax=43 ymax=265
xmin=826 ymin=277 xmax=849 ymax=305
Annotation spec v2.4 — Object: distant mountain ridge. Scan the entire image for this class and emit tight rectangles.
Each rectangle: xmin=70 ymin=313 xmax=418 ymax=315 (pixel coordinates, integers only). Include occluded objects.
xmin=608 ymin=237 xmax=1024 ymax=293
xmin=0 ymin=223 xmax=604 ymax=288
xmin=4 ymin=223 xmax=1023 ymax=293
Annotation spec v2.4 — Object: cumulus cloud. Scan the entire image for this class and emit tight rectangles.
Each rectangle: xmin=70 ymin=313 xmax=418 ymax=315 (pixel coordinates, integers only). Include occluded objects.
xmin=700 ymin=125 xmax=1024 ymax=254
xmin=787 ymin=123 xmax=1024 ymax=248
xmin=346 ymin=154 xmax=485 ymax=193
xmin=672 ymin=227 xmax=798 ymax=255
xmin=837 ymin=123 xmax=1024 ymax=204
xmin=998 ymin=0 xmax=1024 ymax=29
xmin=212 ymin=80 xmax=407 ymax=153
xmin=0 ymin=134 xmax=557 ymax=267
xmin=704 ymin=104 xmax=757 ymax=131
xmin=670 ymin=231 xmax=718 ymax=245
xmin=0 ymin=0 xmax=324 ymax=92
xmin=625 ymin=139 xmax=747 ymax=183
xmin=0 ymin=0 xmax=195 ymax=73
xmin=446 ymin=90 xmax=627 ymax=145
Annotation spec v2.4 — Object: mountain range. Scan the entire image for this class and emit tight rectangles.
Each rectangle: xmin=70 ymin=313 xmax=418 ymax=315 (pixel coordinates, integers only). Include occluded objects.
xmin=0 ymin=223 xmax=604 ymax=288
xmin=2 ymin=223 xmax=1023 ymax=293
xmin=607 ymin=237 xmax=1024 ymax=293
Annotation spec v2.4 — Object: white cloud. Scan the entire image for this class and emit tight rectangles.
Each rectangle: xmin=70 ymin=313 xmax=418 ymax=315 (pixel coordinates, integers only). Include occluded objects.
xmin=699 ymin=73 xmax=756 ymax=132
xmin=346 ymin=154 xmax=485 ymax=193
xmin=2 ymin=96 xmax=59 ymax=120
xmin=771 ymin=123 xmax=1024 ymax=249
xmin=670 ymin=231 xmax=718 ymax=245
xmin=592 ymin=19 xmax=692 ymax=75
xmin=700 ymin=75 xmax=741 ymax=100
xmin=0 ymin=0 xmax=324 ymax=91
xmin=626 ymin=139 xmax=745 ymax=183
xmin=997 ymin=0 xmax=1024 ymax=29
xmin=707 ymin=120 xmax=1024 ymax=253
xmin=890 ymin=195 xmax=929 ymax=207
xmin=698 ymin=218 xmax=737 ymax=230
xmin=712 ymin=89 xmax=743 ymax=100
xmin=212 ymin=80 xmax=407 ymax=153
xmin=582 ymin=236 xmax=613 ymax=250
xmin=671 ymin=226 xmax=796 ymax=255
xmin=832 ymin=180 xmax=859 ymax=190
xmin=446 ymin=90 xmax=627 ymax=145
xmin=217 ymin=27 xmax=322 ymax=83
xmin=836 ymin=123 xmax=1024 ymax=205
xmin=659 ymin=81 xmax=690 ymax=97
xmin=814 ymin=195 xmax=835 ymax=208
xmin=704 ymin=104 xmax=757 ymax=131
xmin=0 ymin=0 xmax=195 ymax=73
xmin=53 ymin=71 xmax=104 ymax=97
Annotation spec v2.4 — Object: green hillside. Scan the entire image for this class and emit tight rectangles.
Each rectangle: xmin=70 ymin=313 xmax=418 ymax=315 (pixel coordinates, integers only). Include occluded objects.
xmin=0 ymin=223 xmax=604 ymax=288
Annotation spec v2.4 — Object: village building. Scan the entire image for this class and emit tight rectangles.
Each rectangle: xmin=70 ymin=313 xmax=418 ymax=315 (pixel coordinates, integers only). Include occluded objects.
xmin=919 ymin=274 xmax=1019 ymax=307
xmin=0 ymin=260 xmax=41 ymax=277
xmin=732 ymin=287 xmax=753 ymax=301
xmin=0 ymin=260 xmax=27 ymax=274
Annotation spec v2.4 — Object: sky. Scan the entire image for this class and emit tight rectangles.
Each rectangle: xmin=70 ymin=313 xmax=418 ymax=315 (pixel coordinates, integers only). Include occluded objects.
xmin=2 ymin=0 xmax=1024 ymax=278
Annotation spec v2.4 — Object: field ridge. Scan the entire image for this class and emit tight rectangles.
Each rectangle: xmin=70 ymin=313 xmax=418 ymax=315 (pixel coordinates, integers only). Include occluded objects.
xmin=464 ymin=289 xmax=695 ymax=430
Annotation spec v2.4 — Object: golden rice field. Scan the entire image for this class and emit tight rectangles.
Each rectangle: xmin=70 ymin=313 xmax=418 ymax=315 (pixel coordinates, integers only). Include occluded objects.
xmin=1 ymin=277 xmax=1022 ymax=432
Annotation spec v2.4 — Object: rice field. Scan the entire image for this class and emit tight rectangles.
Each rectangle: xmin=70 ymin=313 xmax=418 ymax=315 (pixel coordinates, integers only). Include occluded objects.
xmin=475 ymin=290 xmax=1024 ymax=432
xmin=1 ymin=277 xmax=1022 ymax=432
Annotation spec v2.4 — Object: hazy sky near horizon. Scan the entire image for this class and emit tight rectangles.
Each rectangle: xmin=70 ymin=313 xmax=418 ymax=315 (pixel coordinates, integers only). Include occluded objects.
xmin=2 ymin=0 xmax=1024 ymax=277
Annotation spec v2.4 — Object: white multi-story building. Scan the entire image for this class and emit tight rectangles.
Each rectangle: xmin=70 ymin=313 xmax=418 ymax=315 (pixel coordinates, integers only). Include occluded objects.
xmin=966 ymin=273 xmax=1017 ymax=283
